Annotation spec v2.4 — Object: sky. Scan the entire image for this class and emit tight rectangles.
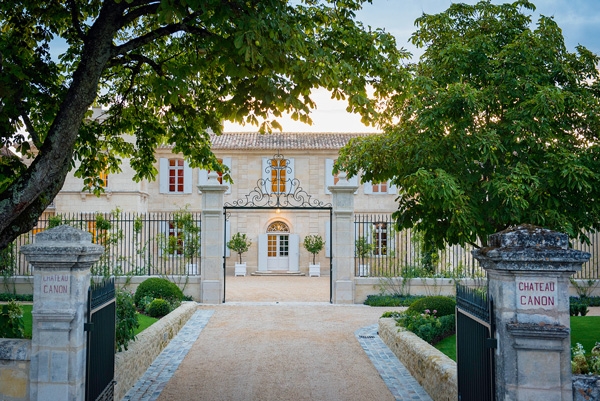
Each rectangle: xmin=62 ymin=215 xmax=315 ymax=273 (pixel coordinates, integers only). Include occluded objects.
xmin=225 ymin=0 xmax=600 ymax=133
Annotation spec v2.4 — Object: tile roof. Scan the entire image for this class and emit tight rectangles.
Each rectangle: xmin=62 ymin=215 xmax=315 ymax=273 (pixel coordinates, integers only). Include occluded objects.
xmin=159 ymin=132 xmax=376 ymax=150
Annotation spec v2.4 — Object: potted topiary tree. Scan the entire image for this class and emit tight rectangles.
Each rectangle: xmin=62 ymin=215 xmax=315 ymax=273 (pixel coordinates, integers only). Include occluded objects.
xmin=303 ymin=234 xmax=325 ymax=277
xmin=227 ymin=232 xmax=252 ymax=276
xmin=355 ymin=236 xmax=373 ymax=277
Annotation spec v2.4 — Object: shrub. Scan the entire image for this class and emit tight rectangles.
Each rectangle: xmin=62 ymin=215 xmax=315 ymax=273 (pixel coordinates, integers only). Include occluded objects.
xmin=395 ymin=310 xmax=455 ymax=345
xmin=0 ymin=300 xmax=25 ymax=338
xmin=145 ymin=298 xmax=171 ymax=318
xmin=116 ymin=290 xmax=138 ymax=352
xmin=134 ymin=278 xmax=184 ymax=308
xmin=407 ymin=296 xmax=456 ymax=317
xmin=364 ymin=294 xmax=424 ymax=307
xmin=0 ymin=293 xmax=33 ymax=302
xmin=570 ymin=300 xmax=589 ymax=316
xmin=571 ymin=342 xmax=600 ymax=375
xmin=137 ymin=295 xmax=154 ymax=312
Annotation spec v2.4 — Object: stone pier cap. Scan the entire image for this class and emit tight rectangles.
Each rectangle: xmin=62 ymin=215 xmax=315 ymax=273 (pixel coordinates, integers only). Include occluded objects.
xmin=20 ymin=225 xmax=104 ymax=267
xmin=472 ymin=224 xmax=590 ymax=272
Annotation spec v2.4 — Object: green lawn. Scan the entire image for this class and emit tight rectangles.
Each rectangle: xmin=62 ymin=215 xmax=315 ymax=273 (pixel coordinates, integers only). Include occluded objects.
xmin=19 ymin=304 xmax=157 ymax=339
xmin=136 ymin=313 xmax=159 ymax=335
xmin=22 ymin=304 xmax=33 ymax=338
xmin=434 ymin=316 xmax=600 ymax=362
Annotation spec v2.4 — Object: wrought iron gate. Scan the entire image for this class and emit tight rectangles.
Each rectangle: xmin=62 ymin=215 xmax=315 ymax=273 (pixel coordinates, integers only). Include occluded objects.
xmin=456 ymin=283 xmax=496 ymax=401
xmin=223 ymin=150 xmax=333 ymax=302
xmin=85 ymin=278 xmax=116 ymax=401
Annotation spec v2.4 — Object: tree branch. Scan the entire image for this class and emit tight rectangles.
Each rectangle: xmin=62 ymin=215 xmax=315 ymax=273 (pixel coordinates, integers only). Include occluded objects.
xmin=112 ymin=12 xmax=211 ymax=58
xmin=67 ymin=0 xmax=85 ymax=40
xmin=120 ymin=1 xmax=161 ymax=28
xmin=16 ymin=102 xmax=42 ymax=149
xmin=107 ymin=53 xmax=164 ymax=76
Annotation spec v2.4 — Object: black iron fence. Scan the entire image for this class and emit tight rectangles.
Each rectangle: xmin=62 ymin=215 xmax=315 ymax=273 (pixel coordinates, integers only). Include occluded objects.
xmin=6 ymin=211 xmax=201 ymax=276
xmin=354 ymin=214 xmax=599 ymax=279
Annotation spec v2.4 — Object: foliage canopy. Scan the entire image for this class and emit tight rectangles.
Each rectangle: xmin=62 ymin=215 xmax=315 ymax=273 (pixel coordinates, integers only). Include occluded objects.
xmin=337 ymin=0 xmax=600 ymax=248
xmin=0 ymin=0 xmax=407 ymax=249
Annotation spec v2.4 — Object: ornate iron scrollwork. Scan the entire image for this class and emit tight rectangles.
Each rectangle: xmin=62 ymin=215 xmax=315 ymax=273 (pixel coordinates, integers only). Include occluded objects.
xmin=224 ymin=151 xmax=332 ymax=209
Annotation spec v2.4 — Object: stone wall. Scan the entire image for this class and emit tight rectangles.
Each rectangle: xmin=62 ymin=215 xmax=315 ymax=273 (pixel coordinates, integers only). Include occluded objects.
xmin=0 ymin=339 xmax=31 ymax=401
xmin=114 ymin=301 xmax=198 ymax=401
xmin=573 ymin=375 xmax=600 ymax=401
xmin=354 ymin=277 xmax=485 ymax=304
xmin=378 ymin=318 xmax=457 ymax=401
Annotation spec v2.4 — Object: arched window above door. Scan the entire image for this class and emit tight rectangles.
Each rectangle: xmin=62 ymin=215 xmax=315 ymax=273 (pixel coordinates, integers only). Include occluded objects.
xmin=267 ymin=221 xmax=290 ymax=233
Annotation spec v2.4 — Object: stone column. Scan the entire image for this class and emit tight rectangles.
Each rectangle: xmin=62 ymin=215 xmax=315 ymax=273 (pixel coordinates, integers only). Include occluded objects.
xmin=20 ymin=225 xmax=104 ymax=401
xmin=472 ymin=225 xmax=590 ymax=401
xmin=198 ymin=171 xmax=228 ymax=304
xmin=328 ymin=171 xmax=359 ymax=304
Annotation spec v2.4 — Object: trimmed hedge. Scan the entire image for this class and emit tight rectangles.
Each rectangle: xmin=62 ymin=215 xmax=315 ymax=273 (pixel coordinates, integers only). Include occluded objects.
xmin=145 ymin=298 xmax=172 ymax=318
xmin=407 ymin=296 xmax=456 ymax=317
xmin=133 ymin=278 xmax=184 ymax=307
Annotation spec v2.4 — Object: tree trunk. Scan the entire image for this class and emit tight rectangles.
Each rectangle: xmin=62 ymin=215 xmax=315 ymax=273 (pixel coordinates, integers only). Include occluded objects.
xmin=0 ymin=4 xmax=124 ymax=250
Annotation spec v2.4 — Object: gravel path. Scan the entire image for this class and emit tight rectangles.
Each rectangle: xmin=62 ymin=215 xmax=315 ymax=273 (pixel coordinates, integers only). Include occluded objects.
xmin=155 ymin=303 xmax=403 ymax=401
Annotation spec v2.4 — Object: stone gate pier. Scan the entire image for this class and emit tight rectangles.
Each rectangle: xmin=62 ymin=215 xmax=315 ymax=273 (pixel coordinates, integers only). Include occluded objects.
xmin=473 ymin=225 xmax=590 ymax=401
xmin=21 ymin=225 xmax=103 ymax=401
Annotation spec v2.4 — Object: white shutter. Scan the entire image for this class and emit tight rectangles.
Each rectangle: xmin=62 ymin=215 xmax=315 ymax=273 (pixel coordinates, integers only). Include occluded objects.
xmin=199 ymin=157 xmax=232 ymax=194
xmin=198 ymin=169 xmax=208 ymax=186
xmin=225 ymin=220 xmax=231 ymax=257
xmin=289 ymin=234 xmax=299 ymax=272
xmin=222 ymin=157 xmax=232 ymax=194
xmin=388 ymin=181 xmax=398 ymax=195
xmin=286 ymin=158 xmax=295 ymax=193
xmin=158 ymin=220 xmax=168 ymax=256
xmin=325 ymin=159 xmax=335 ymax=195
xmin=364 ymin=180 xmax=373 ymax=195
xmin=325 ymin=220 xmax=331 ymax=258
xmin=258 ymin=233 xmax=268 ymax=271
xmin=262 ymin=157 xmax=270 ymax=194
xmin=159 ymin=158 xmax=169 ymax=194
xmin=183 ymin=161 xmax=192 ymax=194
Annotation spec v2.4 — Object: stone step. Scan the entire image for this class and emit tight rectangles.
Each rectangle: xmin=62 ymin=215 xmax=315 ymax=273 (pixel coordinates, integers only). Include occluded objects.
xmin=251 ymin=270 xmax=305 ymax=276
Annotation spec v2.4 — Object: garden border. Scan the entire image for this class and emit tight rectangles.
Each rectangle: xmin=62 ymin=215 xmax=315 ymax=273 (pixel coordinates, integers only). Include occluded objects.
xmin=378 ymin=317 xmax=457 ymax=401
xmin=114 ymin=301 xmax=198 ymax=400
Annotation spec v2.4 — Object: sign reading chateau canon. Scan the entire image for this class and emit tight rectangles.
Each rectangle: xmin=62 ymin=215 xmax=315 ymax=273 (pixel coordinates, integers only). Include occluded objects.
xmin=516 ymin=277 xmax=557 ymax=310
xmin=42 ymin=274 xmax=71 ymax=295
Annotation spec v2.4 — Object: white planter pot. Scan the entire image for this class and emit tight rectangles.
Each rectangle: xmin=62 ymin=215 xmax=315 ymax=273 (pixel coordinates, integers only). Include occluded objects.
xmin=309 ymin=263 xmax=321 ymax=277
xmin=234 ymin=262 xmax=247 ymax=277
xmin=186 ymin=263 xmax=198 ymax=275
xmin=358 ymin=264 xmax=370 ymax=277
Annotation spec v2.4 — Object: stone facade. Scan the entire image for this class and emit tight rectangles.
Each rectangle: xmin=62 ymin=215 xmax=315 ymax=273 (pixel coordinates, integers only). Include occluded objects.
xmin=47 ymin=131 xmax=400 ymax=276
xmin=378 ymin=318 xmax=457 ymax=401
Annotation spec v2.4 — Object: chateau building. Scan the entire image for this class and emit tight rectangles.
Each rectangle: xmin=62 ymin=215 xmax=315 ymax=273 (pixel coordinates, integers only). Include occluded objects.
xmin=50 ymin=129 xmax=399 ymax=276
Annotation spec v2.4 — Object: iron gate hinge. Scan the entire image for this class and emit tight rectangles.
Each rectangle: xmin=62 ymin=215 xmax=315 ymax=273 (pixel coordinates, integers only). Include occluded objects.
xmin=485 ymin=338 xmax=497 ymax=349
xmin=84 ymin=322 xmax=94 ymax=332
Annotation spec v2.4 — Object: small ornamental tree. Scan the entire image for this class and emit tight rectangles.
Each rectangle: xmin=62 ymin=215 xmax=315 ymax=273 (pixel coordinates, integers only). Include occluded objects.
xmin=303 ymin=235 xmax=325 ymax=265
xmin=227 ymin=233 xmax=252 ymax=264
xmin=355 ymin=236 xmax=373 ymax=259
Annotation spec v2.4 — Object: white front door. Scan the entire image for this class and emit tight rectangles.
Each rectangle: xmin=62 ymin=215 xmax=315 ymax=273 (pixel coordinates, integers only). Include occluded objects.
xmin=267 ymin=234 xmax=289 ymax=270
